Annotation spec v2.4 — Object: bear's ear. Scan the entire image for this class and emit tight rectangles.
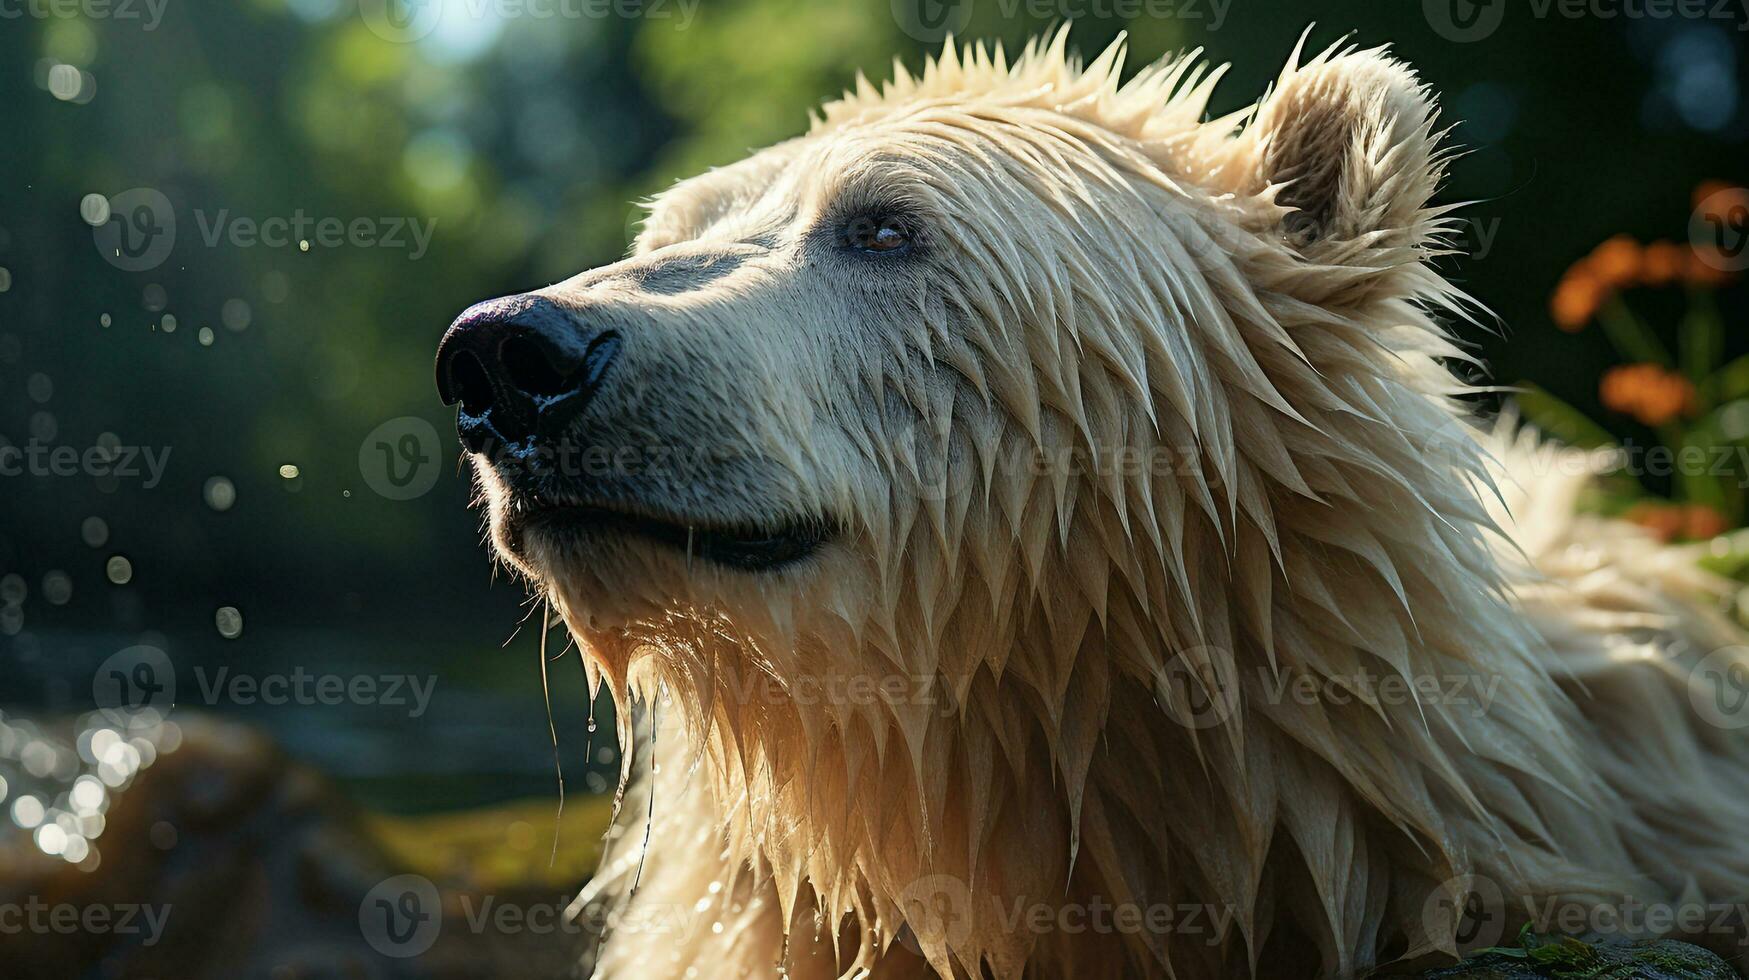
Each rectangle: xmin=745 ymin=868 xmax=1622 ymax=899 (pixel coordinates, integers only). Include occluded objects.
xmin=1211 ymin=38 xmax=1451 ymax=269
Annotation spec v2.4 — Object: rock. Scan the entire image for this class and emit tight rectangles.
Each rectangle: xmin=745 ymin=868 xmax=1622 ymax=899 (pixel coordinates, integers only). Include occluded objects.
xmin=1 ymin=713 xmax=595 ymax=980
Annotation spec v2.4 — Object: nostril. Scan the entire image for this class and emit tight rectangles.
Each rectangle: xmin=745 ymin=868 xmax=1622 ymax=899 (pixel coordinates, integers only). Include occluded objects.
xmin=451 ymin=351 xmax=495 ymax=416
xmin=500 ymin=334 xmax=571 ymax=398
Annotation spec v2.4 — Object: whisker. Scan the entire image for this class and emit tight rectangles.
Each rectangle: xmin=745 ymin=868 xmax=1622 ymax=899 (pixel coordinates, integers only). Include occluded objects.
xmin=540 ymin=597 xmax=565 ymax=868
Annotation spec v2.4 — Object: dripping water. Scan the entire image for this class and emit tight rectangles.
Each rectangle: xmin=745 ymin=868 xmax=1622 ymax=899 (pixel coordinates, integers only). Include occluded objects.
xmin=630 ymin=688 xmax=659 ymax=896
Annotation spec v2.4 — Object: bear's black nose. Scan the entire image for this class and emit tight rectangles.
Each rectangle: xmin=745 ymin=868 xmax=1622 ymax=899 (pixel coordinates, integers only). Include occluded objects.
xmin=435 ymin=294 xmax=621 ymax=455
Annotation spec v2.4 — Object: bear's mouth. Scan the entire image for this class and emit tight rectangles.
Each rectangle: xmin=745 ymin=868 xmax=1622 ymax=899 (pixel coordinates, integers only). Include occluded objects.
xmin=508 ymin=493 xmax=830 ymax=572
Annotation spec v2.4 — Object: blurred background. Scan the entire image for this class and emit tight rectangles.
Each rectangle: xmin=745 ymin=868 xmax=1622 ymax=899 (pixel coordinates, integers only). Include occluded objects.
xmin=0 ymin=0 xmax=1743 ymax=975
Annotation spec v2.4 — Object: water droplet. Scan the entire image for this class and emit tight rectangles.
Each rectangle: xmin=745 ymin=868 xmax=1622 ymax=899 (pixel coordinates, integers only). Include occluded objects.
xmin=70 ymin=776 xmax=104 ymax=811
xmin=203 ymin=476 xmax=236 ymax=511
xmin=29 ymin=411 xmax=57 ymax=441
xmin=160 ymin=313 xmax=176 ymax=334
xmin=278 ymin=464 xmax=299 ymax=480
xmin=81 ymin=517 xmax=108 ymax=547
xmin=11 ymin=795 xmax=44 ymax=828
xmin=215 ymin=606 xmax=242 ymax=639
xmin=104 ymin=556 xmax=132 ymax=585
xmin=141 ymin=284 xmax=167 ymax=312
xmin=47 ymin=63 xmax=81 ymax=101
xmin=197 ymin=327 xmax=214 ymax=347
xmin=98 ymin=313 xmax=111 ymax=328
xmin=0 ymin=268 xmax=11 ymax=293
xmin=60 ymin=835 xmax=89 ymax=863
xmin=41 ymin=571 xmax=71 ymax=606
xmin=221 ymin=298 xmax=251 ymax=331
xmin=26 ymin=374 xmax=52 ymax=403
xmin=80 ymin=193 xmax=110 ymax=226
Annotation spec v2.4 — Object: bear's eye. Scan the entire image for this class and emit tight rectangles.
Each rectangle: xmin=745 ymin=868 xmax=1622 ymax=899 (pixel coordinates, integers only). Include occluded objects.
xmin=841 ymin=214 xmax=912 ymax=255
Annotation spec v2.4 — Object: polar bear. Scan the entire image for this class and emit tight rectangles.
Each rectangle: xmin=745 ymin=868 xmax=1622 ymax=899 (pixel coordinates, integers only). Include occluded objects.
xmin=435 ymin=30 xmax=1749 ymax=979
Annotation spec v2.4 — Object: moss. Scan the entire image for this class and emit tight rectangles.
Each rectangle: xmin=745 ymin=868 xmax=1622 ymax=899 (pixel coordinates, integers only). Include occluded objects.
xmin=1400 ymin=927 xmax=1739 ymax=979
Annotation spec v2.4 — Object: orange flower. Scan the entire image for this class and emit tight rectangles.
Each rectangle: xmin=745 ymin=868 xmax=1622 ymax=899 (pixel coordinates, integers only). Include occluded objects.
xmin=1551 ymin=268 xmax=1607 ymax=331
xmin=1626 ymin=502 xmax=1685 ymax=541
xmin=1684 ymin=504 xmax=1730 ymax=540
xmin=1694 ymin=180 xmax=1749 ymax=213
xmin=1588 ymin=234 xmax=1642 ymax=287
xmin=1640 ymin=240 xmax=1686 ymax=286
xmin=1687 ymin=245 xmax=1739 ymax=287
xmin=1599 ymin=364 xmax=1647 ymax=413
xmin=1598 ymin=363 xmax=1696 ymax=426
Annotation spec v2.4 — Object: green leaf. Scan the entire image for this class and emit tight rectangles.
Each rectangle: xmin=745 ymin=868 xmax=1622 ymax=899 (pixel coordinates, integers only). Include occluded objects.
xmin=1596 ymin=295 xmax=1672 ymax=367
xmin=1681 ymin=294 xmax=1725 ymax=397
xmin=1514 ymin=385 xmax=1620 ymax=450
xmin=1703 ymin=354 xmax=1749 ymax=404
xmin=1676 ymin=425 xmax=1730 ymax=511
